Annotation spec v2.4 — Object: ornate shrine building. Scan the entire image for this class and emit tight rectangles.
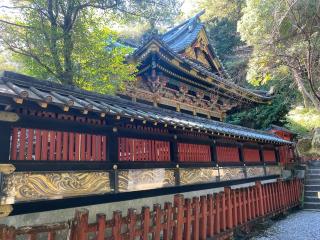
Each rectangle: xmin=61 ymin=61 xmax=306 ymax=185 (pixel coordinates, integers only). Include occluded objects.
xmin=0 ymin=13 xmax=295 ymax=218
xmin=122 ymin=11 xmax=273 ymax=121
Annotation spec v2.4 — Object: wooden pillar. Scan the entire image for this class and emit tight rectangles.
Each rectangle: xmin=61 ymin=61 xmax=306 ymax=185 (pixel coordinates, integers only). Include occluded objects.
xmin=184 ymin=199 xmax=192 ymax=240
xmin=200 ymin=196 xmax=207 ymax=240
xmin=173 ymin=194 xmax=184 ymax=240
xmin=221 ymin=192 xmax=226 ymax=231
xmin=207 ymin=194 xmax=214 ymax=237
xmin=96 ymin=214 xmax=106 ymax=240
xmin=141 ymin=207 xmax=150 ymax=240
xmin=153 ymin=204 xmax=161 ymax=240
xmin=74 ymin=209 xmax=89 ymax=240
xmin=255 ymin=181 xmax=264 ymax=216
xmin=112 ymin=211 xmax=122 ymax=240
xmin=192 ymin=197 xmax=200 ymax=240
xmin=224 ymin=187 xmax=232 ymax=229
xmin=0 ymin=122 xmax=11 ymax=163
xmin=214 ymin=193 xmax=221 ymax=234
xmin=163 ymin=202 xmax=173 ymax=240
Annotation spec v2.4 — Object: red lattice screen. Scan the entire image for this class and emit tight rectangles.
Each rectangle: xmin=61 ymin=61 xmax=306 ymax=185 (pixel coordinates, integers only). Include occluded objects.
xmin=118 ymin=138 xmax=170 ymax=161
xmin=10 ymin=128 xmax=107 ymax=161
xmin=216 ymin=146 xmax=240 ymax=163
xmin=263 ymin=149 xmax=276 ymax=162
xmin=243 ymin=148 xmax=261 ymax=163
xmin=177 ymin=143 xmax=211 ymax=162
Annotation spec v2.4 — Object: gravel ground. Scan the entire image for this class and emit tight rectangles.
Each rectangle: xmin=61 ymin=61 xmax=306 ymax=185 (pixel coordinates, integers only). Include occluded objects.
xmin=251 ymin=211 xmax=320 ymax=240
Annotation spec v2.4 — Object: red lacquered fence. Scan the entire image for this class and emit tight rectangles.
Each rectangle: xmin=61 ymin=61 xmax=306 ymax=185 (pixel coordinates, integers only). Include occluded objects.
xmin=177 ymin=143 xmax=211 ymax=162
xmin=118 ymin=138 xmax=170 ymax=161
xmin=10 ymin=127 xmax=107 ymax=161
xmin=216 ymin=146 xmax=240 ymax=163
xmin=1 ymin=178 xmax=303 ymax=240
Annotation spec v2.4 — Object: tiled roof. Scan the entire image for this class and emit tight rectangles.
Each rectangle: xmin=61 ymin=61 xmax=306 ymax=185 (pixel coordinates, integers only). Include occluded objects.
xmin=0 ymin=71 xmax=291 ymax=145
xmin=161 ymin=10 xmax=205 ymax=52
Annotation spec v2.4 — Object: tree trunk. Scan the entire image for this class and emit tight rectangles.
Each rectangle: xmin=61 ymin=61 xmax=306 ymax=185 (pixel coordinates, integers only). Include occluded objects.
xmin=292 ymin=69 xmax=320 ymax=110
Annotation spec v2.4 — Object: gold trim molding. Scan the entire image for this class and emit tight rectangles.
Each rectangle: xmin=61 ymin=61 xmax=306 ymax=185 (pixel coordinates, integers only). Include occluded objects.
xmin=0 ymin=111 xmax=19 ymax=122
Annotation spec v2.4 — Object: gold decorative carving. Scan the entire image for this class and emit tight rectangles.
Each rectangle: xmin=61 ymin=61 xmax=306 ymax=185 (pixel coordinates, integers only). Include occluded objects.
xmin=265 ymin=166 xmax=282 ymax=176
xmin=0 ymin=204 xmax=13 ymax=217
xmin=180 ymin=168 xmax=219 ymax=185
xmin=3 ymin=171 xmax=111 ymax=202
xmin=0 ymin=111 xmax=19 ymax=122
xmin=118 ymin=169 xmax=175 ymax=192
xmin=0 ymin=164 xmax=15 ymax=174
xmin=246 ymin=166 xmax=265 ymax=178
xmin=219 ymin=167 xmax=246 ymax=181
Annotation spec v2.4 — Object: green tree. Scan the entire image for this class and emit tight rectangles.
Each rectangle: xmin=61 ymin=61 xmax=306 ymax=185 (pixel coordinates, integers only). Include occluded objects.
xmin=0 ymin=0 xmax=181 ymax=93
xmin=238 ymin=0 xmax=320 ymax=110
xmin=227 ymin=77 xmax=298 ymax=129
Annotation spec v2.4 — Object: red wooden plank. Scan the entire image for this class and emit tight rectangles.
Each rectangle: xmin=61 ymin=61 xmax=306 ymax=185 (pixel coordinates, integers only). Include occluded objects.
xmin=49 ymin=131 xmax=56 ymax=161
xmin=86 ymin=134 xmax=91 ymax=161
xmin=75 ymin=133 xmax=80 ymax=161
xmin=247 ymin=188 xmax=252 ymax=220
xmin=55 ymin=132 xmax=62 ymax=160
xmin=69 ymin=132 xmax=74 ymax=161
xmin=35 ymin=129 xmax=41 ymax=160
xmin=92 ymin=135 xmax=96 ymax=161
xmin=97 ymin=135 xmax=102 ymax=161
xmin=238 ymin=189 xmax=243 ymax=225
xmin=27 ymin=128 xmax=34 ymax=160
xmin=62 ymin=132 xmax=68 ymax=160
xmin=18 ymin=128 xmax=26 ymax=160
xmin=81 ymin=134 xmax=86 ymax=160
xmin=207 ymin=194 xmax=214 ymax=237
xmin=112 ymin=211 xmax=122 ymax=240
xmin=232 ymin=190 xmax=237 ymax=227
xmin=10 ymin=128 xmax=19 ymax=160
xmin=41 ymin=130 xmax=48 ymax=160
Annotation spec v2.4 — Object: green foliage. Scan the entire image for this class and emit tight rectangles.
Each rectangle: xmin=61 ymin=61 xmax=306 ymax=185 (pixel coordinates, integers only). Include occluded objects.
xmin=226 ymin=78 xmax=298 ymax=129
xmin=285 ymin=107 xmax=320 ymax=136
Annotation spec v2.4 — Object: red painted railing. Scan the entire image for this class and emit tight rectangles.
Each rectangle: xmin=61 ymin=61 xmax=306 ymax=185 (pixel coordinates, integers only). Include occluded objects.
xmin=216 ymin=146 xmax=240 ymax=163
xmin=243 ymin=148 xmax=261 ymax=163
xmin=10 ymin=128 xmax=107 ymax=161
xmin=0 ymin=178 xmax=303 ymax=240
xmin=118 ymin=138 xmax=170 ymax=161
xmin=177 ymin=143 xmax=211 ymax=162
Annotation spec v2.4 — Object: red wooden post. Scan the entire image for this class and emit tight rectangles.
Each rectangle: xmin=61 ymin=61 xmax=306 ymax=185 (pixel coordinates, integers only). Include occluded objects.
xmin=183 ymin=198 xmax=192 ymax=240
xmin=192 ymin=197 xmax=200 ymax=240
xmin=221 ymin=192 xmax=226 ymax=231
xmin=0 ymin=225 xmax=16 ymax=240
xmin=112 ymin=211 xmax=122 ymax=240
xmin=173 ymin=194 xmax=184 ymax=240
xmin=252 ymin=187 xmax=257 ymax=219
xmin=214 ymin=193 xmax=220 ymax=234
xmin=200 ymin=195 xmax=207 ymax=240
xmin=153 ymin=204 xmax=161 ymax=240
xmin=207 ymin=194 xmax=214 ymax=237
xmin=232 ymin=189 xmax=237 ymax=227
xmin=48 ymin=231 xmax=56 ymax=240
xmin=163 ymin=202 xmax=173 ymax=240
xmin=247 ymin=188 xmax=251 ymax=221
xmin=224 ymin=187 xmax=233 ymax=229
xmin=27 ymin=128 xmax=34 ymax=160
xmin=255 ymin=181 xmax=264 ymax=216
xmin=74 ymin=209 xmax=89 ymax=240
xmin=141 ymin=206 xmax=150 ymax=240
xmin=238 ymin=189 xmax=243 ymax=225
xmin=96 ymin=213 xmax=106 ymax=240
xmin=242 ymin=189 xmax=247 ymax=224
xmin=127 ymin=208 xmax=137 ymax=240
xmin=19 ymin=128 xmax=26 ymax=160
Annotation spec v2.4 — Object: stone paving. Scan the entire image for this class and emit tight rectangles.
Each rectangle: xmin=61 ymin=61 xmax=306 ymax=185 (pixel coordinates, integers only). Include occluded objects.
xmin=251 ymin=210 xmax=320 ymax=240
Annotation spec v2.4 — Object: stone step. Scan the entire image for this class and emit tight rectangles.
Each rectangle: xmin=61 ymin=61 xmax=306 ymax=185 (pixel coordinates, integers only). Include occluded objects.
xmin=304 ymin=196 xmax=320 ymax=203
xmin=307 ymin=169 xmax=320 ymax=174
xmin=307 ymin=164 xmax=320 ymax=169
xmin=304 ymin=191 xmax=319 ymax=197
xmin=305 ymin=179 xmax=320 ymax=185
xmin=305 ymin=185 xmax=320 ymax=191
xmin=306 ymin=174 xmax=320 ymax=179
xmin=304 ymin=202 xmax=320 ymax=210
